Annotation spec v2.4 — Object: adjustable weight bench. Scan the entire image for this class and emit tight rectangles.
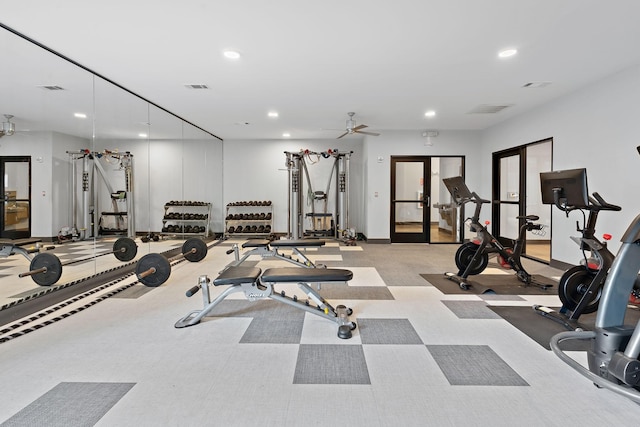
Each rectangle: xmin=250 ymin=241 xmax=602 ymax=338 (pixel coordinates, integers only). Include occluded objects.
xmin=175 ymin=266 xmax=357 ymax=339
xmin=226 ymin=238 xmax=326 ymax=268
xmin=0 ymin=239 xmax=43 ymax=262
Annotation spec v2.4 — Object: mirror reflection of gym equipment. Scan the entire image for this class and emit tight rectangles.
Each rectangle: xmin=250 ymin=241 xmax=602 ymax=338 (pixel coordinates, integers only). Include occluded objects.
xmin=0 ymin=23 xmax=223 ymax=313
xmin=66 ymin=149 xmax=135 ymax=241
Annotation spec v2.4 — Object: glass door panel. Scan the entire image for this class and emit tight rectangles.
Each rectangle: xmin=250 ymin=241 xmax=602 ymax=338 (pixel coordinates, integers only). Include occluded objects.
xmin=431 ymin=157 xmax=463 ymax=243
xmin=496 ymin=153 xmax=521 ymax=244
xmin=525 ymin=140 xmax=552 ymax=262
xmin=391 ymin=158 xmax=428 ymax=243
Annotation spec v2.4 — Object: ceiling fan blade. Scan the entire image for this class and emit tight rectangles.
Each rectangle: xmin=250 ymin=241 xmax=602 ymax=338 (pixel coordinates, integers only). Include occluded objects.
xmin=336 ymin=131 xmax=349 ymax=139
xmin=355 ymin=130 xmax=380 ymax=136
xmin=352 ymin=124 xmax=367 ymax=131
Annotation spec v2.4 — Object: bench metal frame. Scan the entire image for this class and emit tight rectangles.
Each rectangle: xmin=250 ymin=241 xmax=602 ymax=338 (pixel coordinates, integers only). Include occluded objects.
xmin=175 ymin=266 xmax=356 ymax=338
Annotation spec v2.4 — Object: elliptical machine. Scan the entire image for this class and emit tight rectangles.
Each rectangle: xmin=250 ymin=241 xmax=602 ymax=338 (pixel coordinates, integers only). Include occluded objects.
xmin=534 ymin=170 xmax=621 ymax=329
xmin=442 ymin=176 xmax=550 ymax=291
xmin=551 ymin=146 xmax=640 ymax=403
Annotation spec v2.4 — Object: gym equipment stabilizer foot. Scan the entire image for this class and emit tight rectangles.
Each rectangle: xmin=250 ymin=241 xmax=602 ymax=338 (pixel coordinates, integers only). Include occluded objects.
xmin=338 ymin=325 xmax=352 ymax=339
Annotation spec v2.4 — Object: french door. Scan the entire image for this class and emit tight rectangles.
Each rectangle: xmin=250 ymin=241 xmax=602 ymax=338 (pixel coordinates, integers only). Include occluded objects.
xmin=391 ymin=156 xmax=464 ymax=243
xmin=492 ymin=139 xmax=552 ymax=262
xmin=1 ymin=156 xmax=32 ymax=239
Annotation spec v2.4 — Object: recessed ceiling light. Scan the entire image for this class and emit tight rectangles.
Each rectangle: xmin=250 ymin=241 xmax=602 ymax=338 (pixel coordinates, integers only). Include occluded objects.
xmin=498 ymin=48 xmax=518 ymax=58
xmin=74 ymin=113 xmax=87 ymax=119
xmin=223 ymin=50 xmax=241 ymax=59
xmin=138 ymin=133 xmax=148 ymax=138
xmin=424 ymin=110 xmax=436 ymax=118
xmin=268 ymin=111 xmax=279 ymax=118
xmin=282 ymin=133 xmax=290 ymax=137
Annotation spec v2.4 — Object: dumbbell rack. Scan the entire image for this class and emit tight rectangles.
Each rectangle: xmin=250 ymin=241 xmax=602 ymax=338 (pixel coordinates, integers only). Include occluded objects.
xmin=225 ymin=201 xmax=273 ymax=238
xmin=161 ymin=201 xmax=211 ymax=238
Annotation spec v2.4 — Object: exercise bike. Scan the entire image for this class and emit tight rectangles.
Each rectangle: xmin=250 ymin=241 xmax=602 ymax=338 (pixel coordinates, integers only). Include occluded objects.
xmin=550 ymin=146 xmax=640 ymax=403
xmin=533 ymin=169 xmax=621 ymax=329
xmin=442 ymin=176 xmax=551 ymax=291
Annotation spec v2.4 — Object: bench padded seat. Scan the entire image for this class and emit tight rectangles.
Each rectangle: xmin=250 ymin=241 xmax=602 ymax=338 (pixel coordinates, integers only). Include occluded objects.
xmin=214 ymin=267 xmax=261 ymax=286
xmin=261 ymin=267 xmax=352 ymax=283
xmin=241 ymin=239 xmax=271 ymax=248
xmin=269 ymin=239 xmax=325 ymax=247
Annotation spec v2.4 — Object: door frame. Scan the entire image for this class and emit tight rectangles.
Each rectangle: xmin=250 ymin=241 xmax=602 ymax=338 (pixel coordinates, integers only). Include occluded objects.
xmin=491 ymin=138 xmax=552 ymax=262
xmin=1 ymin=155 xmax=32 ymax=239
xmin=390 ymin=155 xmax=465 ymax=243
xmin=390 ymin=156 xmax=430 ymax=243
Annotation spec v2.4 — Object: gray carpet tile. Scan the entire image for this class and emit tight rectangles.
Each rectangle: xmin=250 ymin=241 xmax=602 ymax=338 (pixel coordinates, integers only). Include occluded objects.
xmin=426 ymin=345 xmax=529 ymax=386
xmin=293 ymin=344 xmax=371 ymax=384
xmin=377 ymin=270 xmax=431 ymax=286
xmin=204 ymin=299 xmax=306 ymax=320
xmin=357 ymin=318 xmax=424 ymax=344
xmin=240 ymin=317 xmax=304 ymax=344
xmin=305 ymin=283 xmax=394 ymax=300
xmin=478 ymin=294 xmax=525 ymax=301
xmin=441 ymin=301 xmax=503 ymax=319
xmin=1 ymin=382 xmax=135 ymax=427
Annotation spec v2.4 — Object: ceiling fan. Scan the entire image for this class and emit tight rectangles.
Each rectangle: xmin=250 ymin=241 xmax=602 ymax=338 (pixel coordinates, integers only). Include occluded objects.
xmin=336 ymin=112 xmax=380 ymax=139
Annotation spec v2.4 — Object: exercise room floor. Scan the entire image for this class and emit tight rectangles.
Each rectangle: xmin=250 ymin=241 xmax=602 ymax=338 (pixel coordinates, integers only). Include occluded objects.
xmin=1 ymin=239 xmax=640 ymax=426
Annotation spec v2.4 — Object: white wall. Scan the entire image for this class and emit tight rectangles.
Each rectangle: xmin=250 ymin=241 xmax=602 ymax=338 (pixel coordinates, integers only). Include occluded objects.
xmin=481 ymin=62 xmax=640 ymax=263
xmin=363 ymin=130 xmax=483 ymax=240
xmin=223 ymin=139 xmax=363 ymax=235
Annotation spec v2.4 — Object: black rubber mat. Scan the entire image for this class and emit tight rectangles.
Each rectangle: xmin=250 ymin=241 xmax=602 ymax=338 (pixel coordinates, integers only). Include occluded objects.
xmin=489 ymin=305 xmax=640 ymax=350
xmin=421 ymin=273 xmax=557 ymax=295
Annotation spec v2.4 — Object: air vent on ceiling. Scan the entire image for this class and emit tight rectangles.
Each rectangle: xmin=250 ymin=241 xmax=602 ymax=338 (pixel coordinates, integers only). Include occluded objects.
xmin=184 ymin=84 xmax=209 ymax=89
xmin=37 ymin=85 xmax=65 ymax=91
xmin=467 ymin=104 xmax=513 ymax=114
xmin=522 ymin=81 xmax=552 ymax=88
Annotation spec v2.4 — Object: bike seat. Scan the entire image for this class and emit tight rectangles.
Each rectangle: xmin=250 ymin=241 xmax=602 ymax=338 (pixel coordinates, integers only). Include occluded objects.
xmin=516 ymin=215 xmax=539 ymax=221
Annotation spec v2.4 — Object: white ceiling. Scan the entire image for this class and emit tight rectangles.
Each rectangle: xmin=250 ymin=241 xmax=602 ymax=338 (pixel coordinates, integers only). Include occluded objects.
xmin=2 ymin=0 xmax=640 ymax=141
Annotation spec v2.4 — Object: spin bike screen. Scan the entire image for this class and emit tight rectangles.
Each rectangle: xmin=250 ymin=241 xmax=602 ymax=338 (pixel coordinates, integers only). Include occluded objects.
xmin=539 ymin=168 xmax=589 ymax=208
xmin=443 ymin=176 xmax=473 ymax=204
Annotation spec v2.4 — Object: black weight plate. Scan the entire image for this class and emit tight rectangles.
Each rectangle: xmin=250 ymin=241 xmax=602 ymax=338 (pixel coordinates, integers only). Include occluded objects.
xmin=113 ymin=237 xmax=138 ymax=262
xmin=182 ymin=238 xmax=208 ymax=262
xmin=136 ymin=253 xmax=171 ymax=287
xmin=30 ymin=252 xmax=63 ymax=286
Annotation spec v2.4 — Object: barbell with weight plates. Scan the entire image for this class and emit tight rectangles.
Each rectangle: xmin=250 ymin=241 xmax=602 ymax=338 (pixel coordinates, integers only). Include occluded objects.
xmin=18 ymin=237 xmax=138 ymax=286
xmin=135 ymin=238 xmax=208 ymax=287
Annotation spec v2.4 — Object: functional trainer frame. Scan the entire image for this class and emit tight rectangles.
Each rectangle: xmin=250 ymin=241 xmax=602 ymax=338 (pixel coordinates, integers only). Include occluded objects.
xmin=67 ymin=149 xmax=135 ymax=239
xmin=285 ymin=149 xmax=352 ymax=239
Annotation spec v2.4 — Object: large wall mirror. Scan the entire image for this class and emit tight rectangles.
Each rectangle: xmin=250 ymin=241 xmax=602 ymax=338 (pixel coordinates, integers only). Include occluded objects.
xmin=0 ymin=24 xmax=223 ymax=310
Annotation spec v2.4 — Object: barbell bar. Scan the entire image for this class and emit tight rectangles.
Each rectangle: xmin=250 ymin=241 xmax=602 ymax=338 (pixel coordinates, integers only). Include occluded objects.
xmin=18 ymin=237 xmax=138 ymax=287
xmin=136 ymin=238 xmax=208 ymax=287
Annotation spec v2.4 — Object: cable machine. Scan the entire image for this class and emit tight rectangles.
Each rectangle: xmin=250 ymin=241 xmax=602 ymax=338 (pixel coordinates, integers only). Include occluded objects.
xmin=285 ymin=149 xmax=352 ymax=239
xmin=66 ymin=149 xmax=135 ymax=240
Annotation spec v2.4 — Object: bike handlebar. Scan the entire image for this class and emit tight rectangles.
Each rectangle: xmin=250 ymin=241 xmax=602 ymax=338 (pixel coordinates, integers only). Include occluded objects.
xmin=456 ymin=192 xmax=490 ymax=206
xmin=590 ymin=192 xmax=622 ymax=212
